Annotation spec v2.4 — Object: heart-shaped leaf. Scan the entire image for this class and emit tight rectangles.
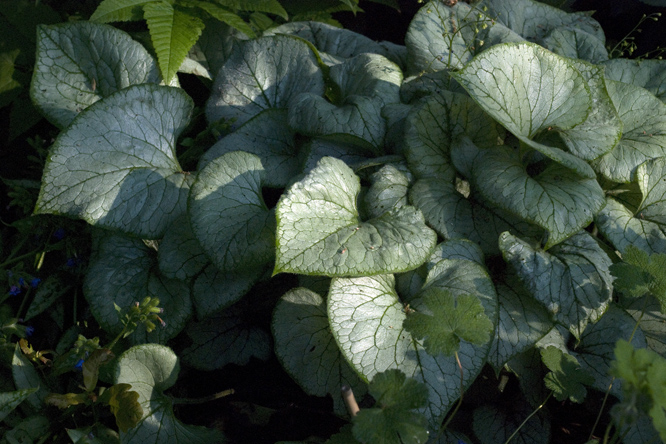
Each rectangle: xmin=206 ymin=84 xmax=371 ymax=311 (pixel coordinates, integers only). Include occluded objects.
xmin=499 ymin=231 xmax=613 ymax=338
xmin=189 ymin=151 xmax=275 ymax=273
xmin=471 ymin=147 xmax=604 ymax=248
xmin=275 ymin=157 xmax=437 ymax=276
xmin=206 ymin=35 xmax=325 ymax=127
xmin=35 ymin=84 xmax=193 ymax=239
xmin=84 ymin=230 xmax=191 ymax=343
xmin=272 ymin=287 xmax=367 ymax=415
xmin=115 ymin=344 xmax=223 ymax=443
xmin=31 ymin=22 xmax=161 ymax=128
xmin=158 ymin=215 xmax=209 ymax=281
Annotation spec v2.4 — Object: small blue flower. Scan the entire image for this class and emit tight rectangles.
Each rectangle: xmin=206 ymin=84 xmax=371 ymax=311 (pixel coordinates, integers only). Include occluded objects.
xmin=53 ymin=228 xmax=66 ymax=240
xmin=74 ymin=359 xmax=84 ymax=371
xmin=18 ymin=277 xmax=25 ymax=287
xmin=30 ymin=278 xmax=40 ymax=288
xmin=9 ymin=285 xmax=21 ymax=296
xmin=25 ymin=326 xmax=35 ymax=337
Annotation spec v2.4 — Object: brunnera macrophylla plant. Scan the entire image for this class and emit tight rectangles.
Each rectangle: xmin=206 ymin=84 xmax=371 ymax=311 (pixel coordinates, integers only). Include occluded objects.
xmin=12 ymin=0 xmax=666 ymax=441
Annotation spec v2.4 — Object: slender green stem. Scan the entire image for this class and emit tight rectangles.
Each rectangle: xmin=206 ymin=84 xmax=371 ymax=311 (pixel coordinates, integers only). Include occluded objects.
xmin=440 ymin=351 xmax=464 ymax=434
xmin=0 ymin=249 xmax=40 ymax=269
xmin=504 ymin=392 xmax=552 ymax=444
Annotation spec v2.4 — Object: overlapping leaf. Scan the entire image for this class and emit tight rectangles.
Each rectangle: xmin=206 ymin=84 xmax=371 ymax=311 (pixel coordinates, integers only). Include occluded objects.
xmin=275 ymin=157 xmax=436 ymax=276
xmin=35 ymin=84 xmax=193 ymax=239
xmin=541 ymin=346 xmax=594 ymax=403
xmin=604 ymin=58 xmax=666 ymax=103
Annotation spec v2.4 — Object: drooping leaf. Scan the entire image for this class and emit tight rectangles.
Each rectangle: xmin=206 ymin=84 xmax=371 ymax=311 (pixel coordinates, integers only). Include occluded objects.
xmin=181 ymin=303 xmax=271 ymax=370
xmin=102 ymin=383 xmax=143 ymax=433
xmin=206 ymin=35 xmax=325 ymax=127
xmin=115 ymin=344 xmax=224 ymax=443
xmin=500 ymin=231 xmax=613 ymax=338
xmin=352 ymin=369 xmax=429 ymax=444
xmin=0 ymin=388 xmax=38 ymax=422
xmin=82 ymin=348 xmax=114 ymax=392
xmin=143 ymin=1 xmax=205 ymax=84
xmin=272 ymin=287 xmax=367 ymax=415
xmin=472 ymin=147 xmax=604 ymax=249
xmin=84 ymin=230 xmax=192 ymax=343
xmin=35 ymin=84 xmax=193 ymax=239
xmin=541 ymin=346 xmax=594 ymax=403
xmin=403 ymin=288 xmax=493 ymax=357
xmin=31 ymin=22 xmax=161 ymax=128
xmin=189 ymin=151 xmax=275 ymax=273
xmin=592 ymin=80 xmax=666 ymax=183
xmin=274 ymin=156 xmax=437 ymax=276
xmin=453 ymin=42 xmax=597 ymax=178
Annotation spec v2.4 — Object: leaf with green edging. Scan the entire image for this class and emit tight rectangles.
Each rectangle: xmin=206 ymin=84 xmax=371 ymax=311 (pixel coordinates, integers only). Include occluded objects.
xmin=0 ymin=388 xmax=38 ymax=422
xmin=541 ymin=28 xmax=608 ymax=64
xmin=31 ymin=22 xmax=161 ymax=129
xmin=403 ymin=288 xmax=493 ymax=357
xmin=84 ymin=230 xmax=192 ymax=343
xmin=471 ymin=147 xmax=605 ymax=249
xmin=275 ymin=156 xmax=437 ymax=276
xmin=541 ymin=346 xmax=594 ymax=403
xmin=500 ymin=231 xmax=612 ymax=338
xmin=637 ymin=158 xmax=666 ymax=228
xmin=206 ymin=35 xmax=325 ymax=127
xmin=453 ymin=42 xmax=596 ymax=178
xmin=35 ymin=84 xmax=193 ymax=239
xmin=272 ymin=287 xmax=367 ymax=416
xmin=352 ymin=369 xmax=429 ymax=444
xmin=189 ymin=151 xmax=275 ymax=273
xmin=115 ymin=344 xmax=224 ymax=443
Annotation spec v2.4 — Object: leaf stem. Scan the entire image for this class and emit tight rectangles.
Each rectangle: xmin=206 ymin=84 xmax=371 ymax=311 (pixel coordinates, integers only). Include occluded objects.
xmin=342 ymin=385 xmax=360 ymax=417
xmin=504 ymin=392 xmax=552 ymax=444
xmin=440 ymin=351 xmax=464 ymax=434
xmin=171 ymin=389 xmax=235 ymax=405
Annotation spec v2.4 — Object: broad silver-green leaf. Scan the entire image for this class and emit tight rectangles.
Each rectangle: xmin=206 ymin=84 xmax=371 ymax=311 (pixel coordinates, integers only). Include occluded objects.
xmin=403 ymin=90 xmax=503 ymax=180
xmin=263 ymin=21 xmax=398 ymax=66
xmin=622 ymin=295 xmax=666 ymax=357
xmin=499 ymin=231 xmax=613 ymax=338
xmin=637 ymin=158 xmax=666 ymax=228
xmin=199 ymin=109 xmax=299 ymax=188
xmin=158 ymin=215 xmax=209 ymax=281
xmin=595 ymin=197 xmax=666 ymax=255
xmin=115 ymin=344 xmax=223 ymax=443
xmin=488 ymin=274 xmax=553 ymax=372
xmin=604 ymin=58 xmax=666 ymax=103
xmin=275 ymin=157 xmax=437 ymax=276
xmin=400 ymin=71 xmax=467 ymax=104
xmin=181 ymin=304 xmax=271 ymax=370
xmin=592 ymin=80 xmax=666 ymax=182
xmin=329 ymin=53 xmax=402 ymax=104
xmin=31 ymin=22 xmax=160 ymax=128
xmin=453 ymin=42 xmax=596 ymax=178
xmin=12 ymin=344 xmax=47 ymax=410
xmin=410 ymin=176 xmax=542 ymax=256
xmin=471 ymin=147 xmax=604 ymax=248
xmin=541 ymin=28 xmax=608 ymax=64
xmin=328 ymin=267 xmax=496 ymax=427
xmin=300 ymin=138 xmax=375 ymax=175
xmin=35 ymin=84 xmax=193 ymax=239
xmin=473 ymin=401 xmax=550 ymax=444
xmin=84 ymin=230 xmax=191 ymax=343
xmin=405 ymin=1 xmax=523 ymax=74
xmin=189 ymin=151 xmax=275 ymax=273
xmin=206 ymin=35 xmax=324 ymax=127
xmin=363 ymin=164 xmax=411 ymax=219
xmin=0 ymin=388 xmax=38 ymax=422
xmin=272 ymin=287 xmax=367 ymax=416
xmin=428 ymin=239 xmax=486 ymax=267
xmin=481 ymin=0 xmax=605 ymax=43
xmin=571 ymin=305 xmax=647 ymax=400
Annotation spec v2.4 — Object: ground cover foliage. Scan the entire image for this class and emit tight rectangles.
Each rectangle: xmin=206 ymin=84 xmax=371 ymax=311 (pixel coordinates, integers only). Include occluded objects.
xmin=3 ymin=0 xmax=666 ymax=442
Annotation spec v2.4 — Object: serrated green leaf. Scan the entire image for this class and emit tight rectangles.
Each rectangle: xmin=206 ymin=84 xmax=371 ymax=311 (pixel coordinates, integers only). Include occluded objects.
xmin=206 ymin=35 xmax=325 ymax=127
xmin=90 ymin=0 xmax=150 ymax=22
xmin=472 ymin=148 xmax=604 ymax=248
xmin=199 ymin=110 xmax=299 ymax=188
xmin=453 ymin=42 xmax=598 ymax=178
xmin=272 ymin=287 xmax=367 ymax=416
xmin=500 ymin=231 xmax=612 ymax=338
xmin=84 ymin=230 xmax=192 ymax=343
xmin=35 ymin=84 xmax=193 ymax=239
xmin=541 ymin=346 xmax=594 ymax=402
xmin=189 ymin=151 xmax=275 ymax=273
xmin=31 ymin=22 xmax=161 ymax=129
xmin=115 ymin=344 xmax=223 ymax=443
xmin=611 ymin=245 xmax=666 ymax=312
xmin=0 ymin=388 xmax=38 ymax=422
xmin=604 ymin=58 xmax=666 ymax=103
xmin=352 ymin=369 xmax=429 ymax=444
xmin=275 ymin=157 xmax=436 ymax=276
xmin=143 ymin=1 xmax=204 ymax=84
xmin=181 ymin=302 xmax=271 ymax=370
xmin=403 ymin=90 xmax=504 ymax=180
xmin=404 ymin=289 xmax=493 ymax=357
xmin=592 ymin=80 xmax=666 ymax=182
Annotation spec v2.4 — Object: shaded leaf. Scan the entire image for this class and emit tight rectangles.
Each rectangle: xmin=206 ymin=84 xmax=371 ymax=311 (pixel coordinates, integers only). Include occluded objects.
xmin=541 ymin=346 xmax=594 ymax=402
